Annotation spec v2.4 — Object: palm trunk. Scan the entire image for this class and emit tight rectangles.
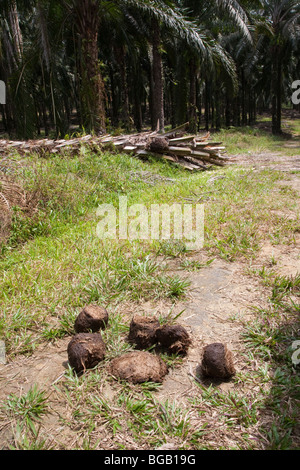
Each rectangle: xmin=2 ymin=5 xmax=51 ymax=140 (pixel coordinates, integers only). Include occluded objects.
xmin=151 ymin=18 xmax=164 ymax=132
xmin=188 ymin=57 xmax=197 ymax=133
xmin=75 ymin=0 xmax=106 ymax=134
xmin=109 ymin=68 xmax=119 ymax=127
xmin=196 ymin=85 xmax=201 ymax=131
xmin=276 ymin=59 xmax=282 ymax=134
xmin=133 ymin=92 xmax=142 ymax=133
xmin=215 ymin=87 xmax=221 ymax=131
xmin=241 ymin=69 xmax=247 ymax=126
xmin=9 ymin=0 xmax=23 ymax=60
xmin=271 ymin=46 xmax=283 ymax=135
xmin=170 ymin=79 xmax=176 ymax=129
xmin=225 ymin=95 xmax=231 ymax=127
xmin=205 ymin=79 xmax=209 ymax=131
xmin=114 ymin=44 xmax=131 ymax=131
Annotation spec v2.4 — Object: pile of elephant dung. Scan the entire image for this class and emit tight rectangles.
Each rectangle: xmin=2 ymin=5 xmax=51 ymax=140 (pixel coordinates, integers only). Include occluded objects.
xmin=66 ymin=306 xmax=236 ymax=385
xmin=156 ymin=324 xmax=191 ymax=355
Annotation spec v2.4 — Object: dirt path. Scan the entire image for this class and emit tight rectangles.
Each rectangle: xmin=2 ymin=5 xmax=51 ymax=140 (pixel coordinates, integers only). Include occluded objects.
xmin=0 ymin=149 xmax=299 ymax=449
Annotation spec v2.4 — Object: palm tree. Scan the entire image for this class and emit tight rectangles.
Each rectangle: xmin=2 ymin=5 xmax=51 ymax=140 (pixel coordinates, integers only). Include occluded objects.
xmin=63 ymin=0 xmax=212 ymax=133
xmin=170 ymin=0 xmax=252 ymax=131
xmin=1 ymin=0 xmax=298 ymax=138
xmin=124 ymin=0 xmax=210 ymax=132
xmin=67 ymin=0 xmax=106 ymax=134
xmin=253 ymin=0 xmax=300 ymax=134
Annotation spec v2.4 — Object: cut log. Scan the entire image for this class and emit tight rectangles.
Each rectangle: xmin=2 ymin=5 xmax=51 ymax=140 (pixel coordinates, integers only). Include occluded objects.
xmin=162 ymin=155 xmax=177 ymax=163
xmin=191 ymin=150 xmax=212 ymax=158
xmin=169 ymin=146 xmax=192 ymax=156
xmin=177 ymin=159 xmax=203 ymax=171
xmin=123 ymin=146 xmax=138 ymax=153
xmin=169 ymin=135 xmax=196 ymax=144
xmin=207 ymin=159 xmax=226 ymax=167
xmin=194 ymin=132 xmax=210 ymax=142
xmin=191 ymin=151 xmax=226 ymax=166
xmin=195 ymin=141 xmax=223 ymax=148
xmin=204 ymin=147 xmax=226 ymax=154
xmin=184 ymin=156 xmax=208 ymax=169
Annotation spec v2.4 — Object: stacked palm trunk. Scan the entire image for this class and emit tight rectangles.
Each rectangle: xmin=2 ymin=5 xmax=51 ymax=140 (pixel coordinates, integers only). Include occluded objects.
xmin=104 ymin=124 xmax=228 ymax=170
xmin=0 ymin=123 xmax=228 ymax=171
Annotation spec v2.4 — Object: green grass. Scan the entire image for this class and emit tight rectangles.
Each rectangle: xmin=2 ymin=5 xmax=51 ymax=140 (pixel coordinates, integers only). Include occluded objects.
xmin=0 ymin=119 xmax=299 ymax=450
xmin=239 ymin=270 xmax=300 ymax=450
xmin=191 ymin=384 xmax=262 ymax=428
xmin=3 ymin=385 xmax=49 ymax=425
xmin=0 ymin=139 xmax=299 ymax=355
xmin=1 ymin=384 xmax=51 ymax=450
xmin=213 ymin=114 xmax=299 ymax=156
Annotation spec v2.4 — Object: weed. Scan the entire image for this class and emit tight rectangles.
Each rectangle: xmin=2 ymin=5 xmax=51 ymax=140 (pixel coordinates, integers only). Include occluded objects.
xmin=9 ymin=422 xmax=52 ymax=450
xmin=156 ymin=240 xmax=187 ymax=258
xmin=3 ymin=385 xmax=49 ymax=431
xmin=180 ymin=258 xmax=214 ymax=271
xmin=192 ymin=384 xmax=261 ymax=427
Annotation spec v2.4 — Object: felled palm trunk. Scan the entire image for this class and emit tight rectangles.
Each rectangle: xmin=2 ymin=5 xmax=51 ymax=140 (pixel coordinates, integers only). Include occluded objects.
xmin=75 ymin=0 xmax=106 ymax=134
xmin=0 ymin=124 xmax=229 ymax=172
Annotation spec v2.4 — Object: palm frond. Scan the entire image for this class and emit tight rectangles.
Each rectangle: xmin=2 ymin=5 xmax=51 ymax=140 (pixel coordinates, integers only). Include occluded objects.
xmin=122 ymin=0 xmax=209 ymax=57
xmin=214 ymin=0 xmax=253 ymax=44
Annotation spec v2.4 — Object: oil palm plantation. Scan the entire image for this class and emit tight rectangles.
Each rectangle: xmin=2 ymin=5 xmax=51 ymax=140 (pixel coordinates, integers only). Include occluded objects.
xmin=0 ymin=0 xmax=216 ymax=135
xmin=0 ymin=0 xmax=299 ymax=138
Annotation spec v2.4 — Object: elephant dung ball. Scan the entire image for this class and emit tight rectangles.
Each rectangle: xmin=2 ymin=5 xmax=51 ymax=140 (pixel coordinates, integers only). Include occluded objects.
xmin=128 ymin=315 xmax=160 ymax=349
xmin=201 ymin=343 xmax=235 ymax=379
xmin=67 ymin=333 xmax=106 ymax=374
xmin=74 ymin=305 xmax=109 ymax=333
xmin=156 ymin=324 xmax=191 ymax=355
xmin=109 ymin=351 xmax=168 ymax=384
